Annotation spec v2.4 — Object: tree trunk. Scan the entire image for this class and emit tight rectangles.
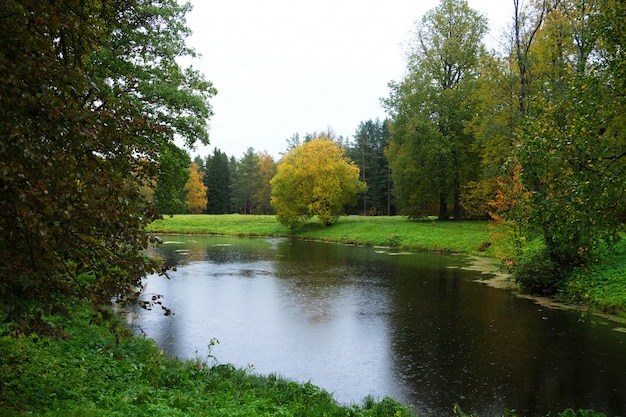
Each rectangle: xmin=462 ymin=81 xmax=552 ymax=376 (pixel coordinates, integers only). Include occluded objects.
xmin=438 ymin=195 xmax=449 ymax=220
xmin=453 ymin=189 xmax=463 ymax=220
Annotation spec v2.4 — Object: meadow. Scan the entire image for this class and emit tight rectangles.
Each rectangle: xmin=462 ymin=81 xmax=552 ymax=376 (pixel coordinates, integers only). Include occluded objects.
xmin=146 ymin=214 xmax=493 ymax=255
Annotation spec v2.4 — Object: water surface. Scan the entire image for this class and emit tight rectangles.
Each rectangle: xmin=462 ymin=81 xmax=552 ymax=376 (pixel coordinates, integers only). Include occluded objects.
xmin=130 ymin=235 xmax=626 ymax=416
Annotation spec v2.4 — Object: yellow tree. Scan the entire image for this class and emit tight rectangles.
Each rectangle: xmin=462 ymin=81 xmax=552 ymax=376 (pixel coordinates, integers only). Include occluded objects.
xmin=184 ymin=162 xmax=208 ymax=214
xmin=270 ymin=136 xmax=366 ymax=229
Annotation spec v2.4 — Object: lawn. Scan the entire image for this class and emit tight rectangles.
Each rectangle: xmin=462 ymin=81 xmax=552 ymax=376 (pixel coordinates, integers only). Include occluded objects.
xmin=147 ymin=214 xmax=493 ymax=255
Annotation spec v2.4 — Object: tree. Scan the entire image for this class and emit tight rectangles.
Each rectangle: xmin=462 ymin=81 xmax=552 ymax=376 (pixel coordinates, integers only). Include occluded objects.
xmin=232 ymin=148 xmax=261 ymax=214
xmin=255 ymin=152 xmax=277 ymax=215
xmin=90 ymin=0 xmax=216 ymax=148
xmin=153 ymin=143 xmax=191 ymax=215
xmin=271 ymin=136 xmax=366 ymax=229
xmin=346 ymin=119 xmax=394 ymax=215
xmin=184 ymin=162 xmax=208 ymax=214
xmin=383 ymin=0 xmax=487 ymax=219
xmin=205 ymin=148 xmax=231 ymax=214
xmin=461 ymin=50 xmax=522 ymax=219
xmin=283 ymin=133 xmax=302 ymax=154
xmin=0 ymin=0 xmax=213 ymax=327
xmin=228 ymin=155 xmax=239 ymax=213
xmin=455 ymin=0 xmax=626 ymax=293
xmin=509 ymin=0 xmax=626 ymax=292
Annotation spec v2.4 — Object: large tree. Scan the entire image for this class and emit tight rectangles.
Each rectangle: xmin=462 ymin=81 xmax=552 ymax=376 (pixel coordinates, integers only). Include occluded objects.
xmin=509 ymin=0 xmax=626 ymax=292
xmin=384 ymin=0 xmax=487 ymax=219
xmin=91 ymin=0 xmax=215 ymax=148
xmin=0 ymin=0 xmax=214 ymax=327
xmin=271 ymin=137 xmax=366 ymax=229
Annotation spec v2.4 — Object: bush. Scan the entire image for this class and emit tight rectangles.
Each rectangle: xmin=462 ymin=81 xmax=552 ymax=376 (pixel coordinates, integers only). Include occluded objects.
xmin=512 ymin=249 xmax=564 ymax=295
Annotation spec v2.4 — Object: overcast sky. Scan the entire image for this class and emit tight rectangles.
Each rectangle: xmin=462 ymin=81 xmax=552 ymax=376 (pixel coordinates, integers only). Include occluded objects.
xmin=182 ymin=0 xmax=514 ymax=160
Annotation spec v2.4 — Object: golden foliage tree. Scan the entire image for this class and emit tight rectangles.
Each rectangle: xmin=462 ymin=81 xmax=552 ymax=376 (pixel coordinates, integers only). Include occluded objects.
xmin=184 ymin=162 xmax=208 ymax=214
xmin=270 ymin=136 xmax=366 ymax=229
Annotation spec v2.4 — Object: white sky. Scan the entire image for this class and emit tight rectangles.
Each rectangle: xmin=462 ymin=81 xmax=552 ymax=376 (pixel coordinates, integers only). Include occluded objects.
xmin=182 ymin=0 xmax=514 ymax=160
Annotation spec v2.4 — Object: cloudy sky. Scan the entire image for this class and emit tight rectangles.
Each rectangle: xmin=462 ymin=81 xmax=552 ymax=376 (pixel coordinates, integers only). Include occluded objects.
xmin=182 ymin=0 xmax=514 ymax=160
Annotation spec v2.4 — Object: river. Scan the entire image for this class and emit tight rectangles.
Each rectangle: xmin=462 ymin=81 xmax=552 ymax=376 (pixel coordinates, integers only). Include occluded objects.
xmin=129 ymin=235 xmax=626 ymax=416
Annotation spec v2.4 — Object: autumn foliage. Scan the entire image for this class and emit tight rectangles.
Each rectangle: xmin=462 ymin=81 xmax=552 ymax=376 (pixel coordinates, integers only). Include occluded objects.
xmin=184 ymin=162 xmax=208 ymax=214
xmin=270 ymin=137 xmax=366 ymax=229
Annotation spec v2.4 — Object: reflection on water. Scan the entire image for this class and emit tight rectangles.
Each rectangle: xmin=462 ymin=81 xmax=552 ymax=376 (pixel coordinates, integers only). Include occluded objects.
xmin=130 ymin=235 xmax=626 ymax=417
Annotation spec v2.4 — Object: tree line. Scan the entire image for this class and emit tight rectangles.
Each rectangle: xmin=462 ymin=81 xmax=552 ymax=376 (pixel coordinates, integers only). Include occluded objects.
xmin=157 ymin=0 xmax=626 ymax=295
xmin=384 ymin=0 xmax=626 ymax=293
xmin=151 ymin=120 xmax=395 ymax=218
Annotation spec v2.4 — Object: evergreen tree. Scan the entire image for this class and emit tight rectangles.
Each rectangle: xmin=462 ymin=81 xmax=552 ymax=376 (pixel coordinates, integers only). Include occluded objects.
xmin=347 ymin=119 xmax=394 ymax=215
xmin=205 ymin=148 xmax=231 ymax=214
xmin=232 ymin=148 xmax=261 ymax=214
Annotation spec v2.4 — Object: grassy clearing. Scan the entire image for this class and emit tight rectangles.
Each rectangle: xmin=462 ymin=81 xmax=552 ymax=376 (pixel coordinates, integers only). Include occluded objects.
xmin=147 ymin=214 xmax=493 ymax=255
xmin=0 ymin=304 xmax=414 ymax=417
xmin=147 ymin=214 xmax=291 ymax=236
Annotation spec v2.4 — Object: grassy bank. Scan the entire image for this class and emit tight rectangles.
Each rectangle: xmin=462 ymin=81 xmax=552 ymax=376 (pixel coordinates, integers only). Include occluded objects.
xmin=559 ymin=242 xmax=626 ymax=318
xmin=147 ymin=214 xmax=493 ymax=255
xmin=0 ymin=306 xmax=606 ymax=417
xmin=0 ymin=303 xmax=414 ymax=417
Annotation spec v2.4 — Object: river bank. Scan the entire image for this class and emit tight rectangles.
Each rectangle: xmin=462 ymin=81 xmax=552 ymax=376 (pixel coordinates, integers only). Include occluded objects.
xmin=146 ymin=214 xmax=494 ymax=254
xmin=147 ymin=214 xmax=626 ymax=322
xmin=2 ymin=215 xmax=616 ymax=416
xmin=0 ymin=302 xmax=414 ymax=417
xmin=0 ymin=302 xmax=604 ymax=417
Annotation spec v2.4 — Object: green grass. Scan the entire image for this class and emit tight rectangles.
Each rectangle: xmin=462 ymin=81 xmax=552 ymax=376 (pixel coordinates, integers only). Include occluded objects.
xmin=0 ymin=304 xmax=608 ymax=417
xmin=559 ymin=240 xmax=626 ymax=320
xmin=147 ymin=214 xmax=493 ymax=255
xmin=147 ymin=214 xmax=291 ymax=236
xmin=0 ymin=303 xmax=414 ymax=417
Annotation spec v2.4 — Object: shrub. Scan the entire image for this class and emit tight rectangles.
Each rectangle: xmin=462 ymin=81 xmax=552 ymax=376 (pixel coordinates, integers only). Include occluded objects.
xmin=512 ymin=249 xmax=564 ymax=295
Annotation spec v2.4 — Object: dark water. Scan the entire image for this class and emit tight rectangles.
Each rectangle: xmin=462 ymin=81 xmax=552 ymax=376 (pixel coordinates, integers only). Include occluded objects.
xmin=130 ymin=235 xmax=626 ymax=416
